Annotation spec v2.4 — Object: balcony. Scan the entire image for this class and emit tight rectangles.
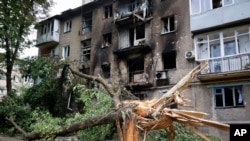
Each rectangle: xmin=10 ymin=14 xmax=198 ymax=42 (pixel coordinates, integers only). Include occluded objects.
xmin=35 ymin=19 xmax=60 ymax=48
xmin=126 ymin=70 xmax=153 ymax=88
xmin=36 ymin=31 xmax=59 ymax=47
xmin=190 ymin=1 xmax=250 ymax=32
xmin=114 ymin=0 xmax=152 ymax=25
xmin=198 ymin=53 xmax=250 ymax=81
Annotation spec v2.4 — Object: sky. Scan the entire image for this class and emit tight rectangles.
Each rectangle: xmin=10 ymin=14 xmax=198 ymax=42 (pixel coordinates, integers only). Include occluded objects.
xmin=20 ymin=0 xmax=83 ymax=58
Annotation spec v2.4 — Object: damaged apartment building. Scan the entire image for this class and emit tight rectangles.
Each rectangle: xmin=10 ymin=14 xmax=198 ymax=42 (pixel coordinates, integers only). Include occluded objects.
xmin=35 ymin=0 xmax=250 ymax=140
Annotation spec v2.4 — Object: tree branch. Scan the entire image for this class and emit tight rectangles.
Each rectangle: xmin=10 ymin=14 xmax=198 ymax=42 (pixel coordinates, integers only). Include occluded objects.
xmin=6 ymin=111 xmax=123 ymax=140
xmin=69 ymin=67 xmax=121 ymax=107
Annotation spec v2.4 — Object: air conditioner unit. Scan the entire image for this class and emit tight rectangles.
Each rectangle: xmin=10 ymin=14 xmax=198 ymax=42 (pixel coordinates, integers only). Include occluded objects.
xmin=185 ymin=51 xmax=195 ymax=59
xmin=155 ymin=71 xmax=167 ymax=79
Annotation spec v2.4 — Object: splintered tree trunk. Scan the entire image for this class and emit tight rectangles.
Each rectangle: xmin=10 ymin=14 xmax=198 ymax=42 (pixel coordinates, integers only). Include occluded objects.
xmin=118 ymin=113 xmax=140 ymax=141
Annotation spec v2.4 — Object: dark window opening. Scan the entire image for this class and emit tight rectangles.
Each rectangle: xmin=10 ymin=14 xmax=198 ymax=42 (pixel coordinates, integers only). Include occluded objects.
xmin=163 ymin=51 xmax=176 ymax=69
xmin=224 ymin=87 xmax=234 ymax=107
xmin=102 ymin=33 xmax=112 ymax=47
xmin=134 ymin=93 xmax=147 ymax=100
xmin=129 ymin=0 xmax=140 ymax=12
xmin=104 ymin=5 xmax=113 ymax=19
xmin=128 ymin=57 xmax=144 ymax=72
xmin=102 ymin=64 xmax=110 ymax=78
xmin=215 ymin=95 xmax=223 ymax=107
xmin=128 ymin=57 xmax=144 ymax=82
xmin=136 ymin=24 xmax=145 ymax=40
xmin=129 ymin=28 xmax=134 ymax=46
xmin=213 ymin=0 xmax=222 ymax=9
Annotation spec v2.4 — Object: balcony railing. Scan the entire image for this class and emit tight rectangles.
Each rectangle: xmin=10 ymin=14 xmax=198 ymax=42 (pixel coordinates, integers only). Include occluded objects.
xmin=200 ymin=53 xmax=250 ymax=74
xmin=36 ymin=31 xmax=59 ymax=46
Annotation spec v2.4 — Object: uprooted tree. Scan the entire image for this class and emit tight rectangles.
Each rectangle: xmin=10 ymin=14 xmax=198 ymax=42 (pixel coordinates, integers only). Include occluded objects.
xmin=7 ymin=64 xmax=229 ymax=141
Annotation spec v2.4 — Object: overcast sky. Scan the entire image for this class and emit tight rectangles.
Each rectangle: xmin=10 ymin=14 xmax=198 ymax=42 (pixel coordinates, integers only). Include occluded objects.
xmin=20 ymin=0 xmax=83 ymax=58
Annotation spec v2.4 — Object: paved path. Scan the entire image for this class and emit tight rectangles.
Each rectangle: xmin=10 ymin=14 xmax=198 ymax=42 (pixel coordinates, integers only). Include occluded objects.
xmin=0 ymin=136 xmax=23 ymax=141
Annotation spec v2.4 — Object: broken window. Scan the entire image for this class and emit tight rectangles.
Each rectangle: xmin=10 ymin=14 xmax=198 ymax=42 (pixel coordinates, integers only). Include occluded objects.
xmin=82 ymin=12 xmax=92 ymax=34
xmin=104 ymin=5 xmax=113 ymax=19
xmin=129 ymin=0 xmax=140 ymax=12
xmin=214 ymin=86 xmax=244 ymax=108
xmin=64 ymin=20 xmax=72 ymax=33
xmin=135 ymin=24 xmax=145 ymax=40
xmin=128 ymin=57 xmax=145 ymax=83
xmin=102 ymin=33 xmax=112 ymax=48
xmin=162 ymin=16 xmax=175 ymax=33
xmin=134 ymin=92 xmax=147 ymax=100
xmin=81 ymin=39 xmax=91 ymax=62
xmin=62 ymin=45 xmax=70 ymax=59
xmin=101 ymin=63 xmax=110 ymax=78
xmin=134 ymin=24 xmax=145 ymax=45
xmin=163 ymin=50 xmax=176 ymax=70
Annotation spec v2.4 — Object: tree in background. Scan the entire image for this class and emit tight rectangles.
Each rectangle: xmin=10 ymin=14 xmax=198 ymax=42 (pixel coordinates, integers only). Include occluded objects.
xmin=0 ymin=0 xmax=53 ymax=95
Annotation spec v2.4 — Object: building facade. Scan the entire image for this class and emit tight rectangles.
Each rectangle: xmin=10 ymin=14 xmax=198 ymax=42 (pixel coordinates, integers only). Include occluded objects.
xmin=35 ymin=0 xmax=250 ymax=140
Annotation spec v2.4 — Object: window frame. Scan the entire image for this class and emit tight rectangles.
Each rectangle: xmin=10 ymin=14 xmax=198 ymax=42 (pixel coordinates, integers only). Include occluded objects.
xmin=161 ymin=15 xmax=176 ymax=34
xmin=62 ymin=45 xmax=70 ymax=59
xmin=81 ymin=39 xmax=91 ymax=62
xmin=82 ymin=12 xmax=92 ymax=34
xmin=194 ymin=26 xmax=250 ymax=61
xmin=102 ymin=33 xmax=112 ymax=48
xmin=104 ymin=4 xmax=113 ymax=19
xmin=64 ymin=20 xmax=72 ymax=33
xmin=213 ymin=85 xmax=244 ymax=108
xmin=189 ymin=0 xmax=234 ymax=15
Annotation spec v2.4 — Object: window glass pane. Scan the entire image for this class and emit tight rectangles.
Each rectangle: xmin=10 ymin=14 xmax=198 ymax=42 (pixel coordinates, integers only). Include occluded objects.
xmin=223 ymin=0 xmax=232 ymax=6
xmin=224 ymin=87 xmax=234 ymax=106
xmin=191 ymin=0 xmax=200 ymax=14
xmin=224 ymin=41 xmax=236 ymax=56
xmin=210 ymin=44 xmax=221 ymax=58
xmin=215 ymin=88 xmax=222 ymax=93
xmin=196 ymin=35 xmax=209 ymax=59
xmin=201 ymin=0 xmax=211 ymax=12
xmin=215 ymin=95 xmax=223 ymax=107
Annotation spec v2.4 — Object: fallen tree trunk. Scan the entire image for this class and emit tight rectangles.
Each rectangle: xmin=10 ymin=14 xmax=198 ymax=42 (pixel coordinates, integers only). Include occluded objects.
xmin=7 ymin=64 xmax=229 ymax=141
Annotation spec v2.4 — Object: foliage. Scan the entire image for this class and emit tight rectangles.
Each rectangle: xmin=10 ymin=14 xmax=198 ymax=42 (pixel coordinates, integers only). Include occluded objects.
xmin=146 ymin=122 xmax=222 ymax=141
xmin=71 ymin=84 xmax=114 ymax=141
xmin=0 ymin=93 xmax=33 ymax=135
xmin=0 ymin=0 xmax=53 ymax=95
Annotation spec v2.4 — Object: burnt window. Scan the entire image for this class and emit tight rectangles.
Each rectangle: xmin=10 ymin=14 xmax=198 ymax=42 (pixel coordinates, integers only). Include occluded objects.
xmin=129 ymin=0 xmax=140 ymax=12
xmin=102 ymin=33 xmax=112 ymax=48
xmin=82 ymin=12 xmax=92 ymax=34
xmin=128 ymin=57 xmax=144 ymax=83
xmin=101 ymin=64 xmax=110 ymax=78
xmin=128 ymin=57 xmax=144 ymax=72
xmin=214 ymin=86 xmax=244 ymax=108
xmin=104 ymin=5 xmax=113 ymax=19
xmin=163 ymin=51 xmax=176 ymax=69
xmin=135 ymin=24 xmax=145 ymax=40
xmin=134 ymin=93 xmax=147 ymax=100
xmin=81 ymin=39 xmax=91 ymax=62
xmin=162 ymin=16 xmax=175 ymax=33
